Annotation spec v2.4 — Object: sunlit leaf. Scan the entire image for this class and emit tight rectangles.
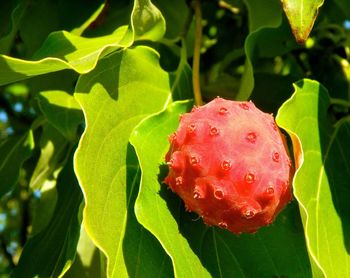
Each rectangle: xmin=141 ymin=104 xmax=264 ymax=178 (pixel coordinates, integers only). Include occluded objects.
xmin=74 ymin=46 xmax=173 ymax=278
xmin=276 ymin=79 xmax=350 ymax=277
xmin=0 ymin=25 xmax=132 ymax=85
xmin=131 ymin=0 xmax=166 ymax=41
xmin=281 ymin=0 xmax=325 ymax=44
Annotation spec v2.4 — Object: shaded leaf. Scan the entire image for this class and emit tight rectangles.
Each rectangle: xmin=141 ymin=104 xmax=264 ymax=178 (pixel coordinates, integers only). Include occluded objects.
xmin=65 ymin=226 xmax=105 ymax=278
xmin=26 ymin=70 xmax=79 ymax=101
xmin=17 ymin=0 xmax=106 ymax=57
xmin=74 ymin=46 xmax=173 ymax=278
xmin=276 ymin=79 xmax=350 ymax=277
xmin=130 ymin=101 xmax=312 ymax=277
xmin=333 ymin=0 xmax=350 ymax=18
xmin=153 ymin=0 xmax=189 ymax=39
xmin=0 ymin=0 xmax=28 ymax=54
xmin=170 ymin=63 xmax=193 ymax=101
xmin=37 ymin=91 xmax=84 ymax=141
xmin=281 ymin=0 xmax=325 ymax=44
xmin=250 ymin=73 xmax=298 ymax=114
xmin=170 ymin=43 xmax=193 ymax=101
xmin=13 ymin=156 xmax=83 ymax=278
xmin=245 ymin=0 xmax=282 ymax=32
xmin=0 ymin=131 xmax=34 ymax=197
xmin=238 ymin=0 xmax=298 ymax=100
xmin=0 ymin=25 xmax=132 ymax=85
xmin=29 ymin=124 xmax=71 ymax=190
xmin=30 ymin=180 xmax=58 ymax=236
xmin=82 ymin=0 xmax=133 ymax=38
xmin=60 ymin=0 xmax=106 ymax=36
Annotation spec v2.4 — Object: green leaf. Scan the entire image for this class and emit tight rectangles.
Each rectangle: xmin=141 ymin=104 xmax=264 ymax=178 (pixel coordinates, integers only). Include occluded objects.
xmin=17 ymin=0 xmax=106 ymax=57
xmin=333 ymin=0 xmax=350 ymax=18
xmin=31 ymin=181 xmax=58 ymax=236
xmin=29 ymin=124 xmax=71 ymax=190
xmin=245 ymin=0 xmax=282 ymax=32
xmin=0 ymin=0 xmax=28 ymax=54
xmin=37 ymin=91 xmax=84 ymax=141
xmin=0 ymin=131 xmax=34 ymax=197
xmin=170 ymin=43 xmax=193 ymax=101
xmin=65 ymin=226 xmax=105 ymax=278
xmin=0 ymin=25 xmax=132 ymax=85
xmin=70 ymin=1 xmax=107 ymax=36
xmin=152 ymin=0 xmax=189 ymax=39
xmin=0 ymin=1 xmax=13 ymax=37
xmin=130 ymin=101 xmax=312 ymax=277
xmin=276 ymin=79 xmax=350 ymax=277
xmin=74 ymin=46 xmax=173 ymax=278
xmin=170 ymin=63 xmax=193 ymax=101
xmin=238 ymin=0 xmax=298 ymax=100
xmin=250 ymin=73 xmax=299 ymax=114
xmin=281 ymin=0 xmax=325 ymax=44
xmin=131 ymin=0 xmax=166 ymax=41
xmin=82 ymin=0 xmax=133 ymax=38
xmin=13 ymin=156 xmax=83 ymax=278
xmin=130 ymin=101 xmax=210 ymax=277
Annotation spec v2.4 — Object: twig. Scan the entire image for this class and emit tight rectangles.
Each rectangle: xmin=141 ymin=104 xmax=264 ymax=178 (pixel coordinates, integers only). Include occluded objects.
xmin=191 ymin=0 xmax=203 ymax=106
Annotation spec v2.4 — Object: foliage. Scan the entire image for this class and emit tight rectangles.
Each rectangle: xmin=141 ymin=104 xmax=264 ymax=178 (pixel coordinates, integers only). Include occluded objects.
xmin=0 ymin=0 xmax=350 ymax=277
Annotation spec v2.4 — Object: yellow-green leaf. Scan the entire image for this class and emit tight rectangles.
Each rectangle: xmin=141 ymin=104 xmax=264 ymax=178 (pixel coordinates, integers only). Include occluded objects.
xmin=277 ymin=79 xmax=350 ymax=276
xmin=281 ymin=0 xmax=325 ymax=44
xmin=74 ymin=46 xmax=173 ymax=278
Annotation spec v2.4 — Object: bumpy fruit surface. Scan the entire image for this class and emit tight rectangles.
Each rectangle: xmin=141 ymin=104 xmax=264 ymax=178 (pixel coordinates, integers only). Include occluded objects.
xmin=164 ymin=97 xmax=292 ymax=234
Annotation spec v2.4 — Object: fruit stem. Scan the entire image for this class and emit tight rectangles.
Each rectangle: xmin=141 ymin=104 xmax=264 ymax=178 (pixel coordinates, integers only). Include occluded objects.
xmin=191 ymin=0 xmax=203 ymax=106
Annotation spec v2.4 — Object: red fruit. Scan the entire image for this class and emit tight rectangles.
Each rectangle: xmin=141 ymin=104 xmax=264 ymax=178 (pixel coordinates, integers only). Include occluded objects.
xmin=164 ymin=97 xmax=293 ymax=234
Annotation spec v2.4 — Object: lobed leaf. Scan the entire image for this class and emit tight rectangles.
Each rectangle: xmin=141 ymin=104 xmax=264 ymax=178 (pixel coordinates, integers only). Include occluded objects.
xmin=74 ymin=46 xmax=173 ymax=278
xmin=0 ymin=25 xmax=132 ymax=86
xmin=0 ymin=0 xmax=169 ymax=86
xmin=276 ymin=79 xmax=350 ymax=277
